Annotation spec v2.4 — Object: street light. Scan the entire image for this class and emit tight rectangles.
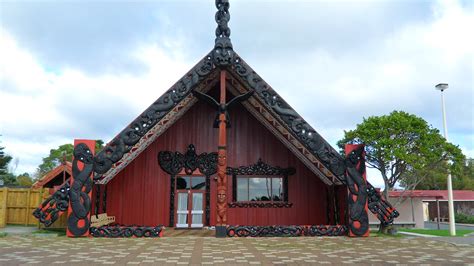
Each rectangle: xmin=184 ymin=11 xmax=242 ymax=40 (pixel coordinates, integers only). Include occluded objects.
xmin=435 ymin=83 xmax=456 ymax=236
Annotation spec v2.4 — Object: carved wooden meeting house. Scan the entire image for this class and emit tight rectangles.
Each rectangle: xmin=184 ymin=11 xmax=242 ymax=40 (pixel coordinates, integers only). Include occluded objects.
xmin=34 ymin=0 xmax=399 ymax=238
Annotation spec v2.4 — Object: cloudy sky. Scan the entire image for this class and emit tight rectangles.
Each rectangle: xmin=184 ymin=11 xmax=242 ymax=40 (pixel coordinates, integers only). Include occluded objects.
xmin=0 ymin=0 xmax=472 ymax=188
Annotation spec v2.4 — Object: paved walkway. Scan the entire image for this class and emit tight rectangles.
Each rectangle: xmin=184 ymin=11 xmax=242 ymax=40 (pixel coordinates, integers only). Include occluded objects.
xmin=1 ymin=235 xmax=473 ymax=265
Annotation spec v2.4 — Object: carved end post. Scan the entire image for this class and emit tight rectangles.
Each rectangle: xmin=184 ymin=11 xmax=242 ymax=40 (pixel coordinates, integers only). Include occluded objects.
xmin=345 ymin=144 xmax=369 ymax=237
xmin=67 ymin=139 xmax=95 ymax=237
xmin=216 ymin=70 xmax=228 ymax=237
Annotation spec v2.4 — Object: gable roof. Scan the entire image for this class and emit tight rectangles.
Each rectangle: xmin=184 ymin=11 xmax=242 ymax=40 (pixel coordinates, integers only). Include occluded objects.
xmin=92 ymin=49 xmax=344 ymax=186
xmin=32 ymin=162 xmax=72 ymax=189
xmin=91 ymin=0 xmax=347 ymax=185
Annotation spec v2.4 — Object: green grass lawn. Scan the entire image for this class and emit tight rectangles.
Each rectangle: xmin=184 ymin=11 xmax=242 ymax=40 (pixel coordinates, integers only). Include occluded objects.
xmin=398 ymin=228 xmax=473 ymax=237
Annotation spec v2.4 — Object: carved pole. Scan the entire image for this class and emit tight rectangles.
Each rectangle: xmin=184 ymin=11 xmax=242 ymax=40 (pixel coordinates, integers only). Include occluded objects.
xmin=216 ymin=70 xmax=228 ymax=237
xmin=67 ymin=139 xmax=95 ymax=237
xmin=345 ymin=144 xmax=369 ymax=237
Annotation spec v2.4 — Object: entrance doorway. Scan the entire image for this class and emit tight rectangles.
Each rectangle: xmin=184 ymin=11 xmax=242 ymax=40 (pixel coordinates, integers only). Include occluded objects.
xmin=175 ymin=176 xmax=206 ymax=228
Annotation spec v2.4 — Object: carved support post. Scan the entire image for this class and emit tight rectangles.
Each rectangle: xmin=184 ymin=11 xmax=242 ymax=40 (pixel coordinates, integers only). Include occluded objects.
xmin=345 ymin=144 xmax=369 ymax=237
xmin=67 ymin=139 xmax=95 ymax=237
xmin=216 ymin=70 xmax=228 ymax=237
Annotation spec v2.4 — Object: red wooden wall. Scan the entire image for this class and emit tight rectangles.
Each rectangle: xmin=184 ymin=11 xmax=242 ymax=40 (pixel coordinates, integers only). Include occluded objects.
xmin=106 ymin=97 xmax=339 ymax=226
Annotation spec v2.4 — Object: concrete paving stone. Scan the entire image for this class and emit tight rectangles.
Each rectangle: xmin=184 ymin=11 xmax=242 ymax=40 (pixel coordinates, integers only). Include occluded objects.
xmin=1 ymin=235 xmax=473 ymax=265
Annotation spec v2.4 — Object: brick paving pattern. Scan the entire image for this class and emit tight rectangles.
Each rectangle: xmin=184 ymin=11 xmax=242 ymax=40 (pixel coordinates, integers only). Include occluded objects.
xmin=0 ymin=235 xmax=473 ymax=265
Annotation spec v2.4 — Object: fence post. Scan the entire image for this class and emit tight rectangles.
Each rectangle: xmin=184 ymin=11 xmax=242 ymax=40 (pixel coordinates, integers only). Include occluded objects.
xmin=0 ymin=187 xmax=8 ymax=228
xmin=25 ymin=189 xmax=31 ymax=226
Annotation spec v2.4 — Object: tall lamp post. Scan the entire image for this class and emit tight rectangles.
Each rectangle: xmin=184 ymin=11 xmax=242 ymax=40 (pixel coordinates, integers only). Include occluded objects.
xmin=435 ymin=83 xmax=456 ymax=236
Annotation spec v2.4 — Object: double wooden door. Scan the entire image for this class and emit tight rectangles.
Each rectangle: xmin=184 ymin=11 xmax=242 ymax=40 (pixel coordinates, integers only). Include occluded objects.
xmin=175 ymin=176 xmax=206 ymax=228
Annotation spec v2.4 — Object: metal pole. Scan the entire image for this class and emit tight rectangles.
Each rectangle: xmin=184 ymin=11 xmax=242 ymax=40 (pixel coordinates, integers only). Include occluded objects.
xmin=436 ymin=198 xmax=441 ymax=230
xmin=439 ymin=88 xmax=456 ymax=236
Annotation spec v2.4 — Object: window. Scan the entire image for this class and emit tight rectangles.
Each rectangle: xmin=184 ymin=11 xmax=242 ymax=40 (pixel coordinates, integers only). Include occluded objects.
xmin=176 ymin=176 xmax=206 ymax=190
xmin=236 ymin=177 xmax=284 ymax=201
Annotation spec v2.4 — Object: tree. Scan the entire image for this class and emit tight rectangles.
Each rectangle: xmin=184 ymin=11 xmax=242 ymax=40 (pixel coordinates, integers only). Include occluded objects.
xmin=401 ymin=158 xmax=474 ymax=190
xmin=17 ymin=173 xmax=33 ymax=187
xmin=337 ymin=111 xmax=465 ymax=200
xmin=35 ymin=140 xmax=104 ymax=179
xmin=0 ymin=145 xmax=12 ymax=176
xmin=0 ymin=141 xmax=16 ymax=185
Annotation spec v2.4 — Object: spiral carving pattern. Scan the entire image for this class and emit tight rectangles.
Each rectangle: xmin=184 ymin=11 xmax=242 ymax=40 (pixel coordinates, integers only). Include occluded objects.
xmin=68 ymin=143 xmax=94 ymax=236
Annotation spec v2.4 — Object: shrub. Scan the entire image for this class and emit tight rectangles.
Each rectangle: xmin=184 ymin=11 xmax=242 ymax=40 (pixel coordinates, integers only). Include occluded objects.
xmin=455 ymin=213 xmax=474 ymax=224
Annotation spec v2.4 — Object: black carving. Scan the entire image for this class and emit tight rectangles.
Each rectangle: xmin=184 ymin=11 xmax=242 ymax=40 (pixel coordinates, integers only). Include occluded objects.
xmin=367 ymin=183 xmax=400 ymax=225
xmin=33 ymin=181 xmax=70 ymax=227
xmin=90 ymin=225 xmax=163 ymax=238
xmin=213 ymin=0 xmax=233 ymax=66
xmin=68 ymin=143 xmax=94 ymax=236
xmin=93 ymin=55 xmax=214 ymax=178
xmin=192 ymin=90 xmax=253 ymax=128
xmin=227 ymin=158 xmax=295 ymax=176
xmin=345 ymin=146 xmax=369 ymax=236
xmin=228 ymin=202 xmax=293 ymax=208
xmin=226 ymin=225 xmax=347 ymax=237
xmin=304 ymin=225 xmax=348 ymax=237
xmin=158 ymin=144 xmax=217 ymax=176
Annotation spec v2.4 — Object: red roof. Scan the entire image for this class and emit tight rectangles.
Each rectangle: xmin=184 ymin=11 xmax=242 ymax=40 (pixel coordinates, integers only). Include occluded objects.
xmin=32 ymin=162 xmax=72 ymax=189
xmin=389 ymin=190 xmax=474 ymax=200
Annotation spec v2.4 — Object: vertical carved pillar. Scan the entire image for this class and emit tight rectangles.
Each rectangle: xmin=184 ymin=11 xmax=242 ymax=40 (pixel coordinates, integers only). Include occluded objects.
xmin=216 ymin=70 xmax=228 ymax=237
xmin=67 ymin=139 xmax=95 ymax=237
xmin=345 ymin=144 xmax=369 ymax=237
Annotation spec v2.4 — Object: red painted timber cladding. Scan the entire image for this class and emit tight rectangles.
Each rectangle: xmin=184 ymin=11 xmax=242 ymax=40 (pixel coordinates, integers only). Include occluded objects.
xmin=107 ymin=100 xmax=330 ymax=226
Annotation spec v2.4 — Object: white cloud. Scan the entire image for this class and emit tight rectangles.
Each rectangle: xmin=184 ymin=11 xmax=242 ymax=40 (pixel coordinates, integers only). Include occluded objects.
xmin=250 ymin=0 xmax=473 ymax=189
xmin=0 ymin=29 xmax=193 ymax=175
xmin=0 ymin=0 xmax=472 ymax=189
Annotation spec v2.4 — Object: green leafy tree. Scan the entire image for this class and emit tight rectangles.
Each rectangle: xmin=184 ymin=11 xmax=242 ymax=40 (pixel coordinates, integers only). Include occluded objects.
xmin=402 ymin=158 xmax=474 ymax=190
xmin=16 ymin=173 xmax=33 ymax=187
xmin=0 ymin=145 xmax=12 ymax=176
xmin=35 ymin=140 xmax=104 ymax=179
xmin=0 ymin=141 xmax=16 ymax=185
xmin=1 ymin=173 xmax=17 ymax=186
xmin=456 ymin=159 xmax=474 ymax=190
xmin=337 ymin=111 xmax=465 ymax=200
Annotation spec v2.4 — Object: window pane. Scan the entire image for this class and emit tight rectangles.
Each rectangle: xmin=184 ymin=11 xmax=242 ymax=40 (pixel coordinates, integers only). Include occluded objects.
xmin=191 ymin=177 xmax=206 ymax=190
xmin=176 ymin=176 xmax=190 ymax=190
xmin=249 ymin=177 xmax=271 ymax=201
xmin=236 ymin=178 xmax=248 ymax=201
xmin=272 ymin=178 xmax=283 ymax=201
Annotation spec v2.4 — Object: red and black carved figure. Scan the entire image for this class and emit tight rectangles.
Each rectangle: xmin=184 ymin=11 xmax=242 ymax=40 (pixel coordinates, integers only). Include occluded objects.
xmin=345 ymin=144 xmax=369 ymax=237
xmin=33 ymin=181 xmax=70 ymax=227
xmin=367 ymin=183 xmax=400 ymax=225
xmin=67 ymin=143 xmax=94 ymax=237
